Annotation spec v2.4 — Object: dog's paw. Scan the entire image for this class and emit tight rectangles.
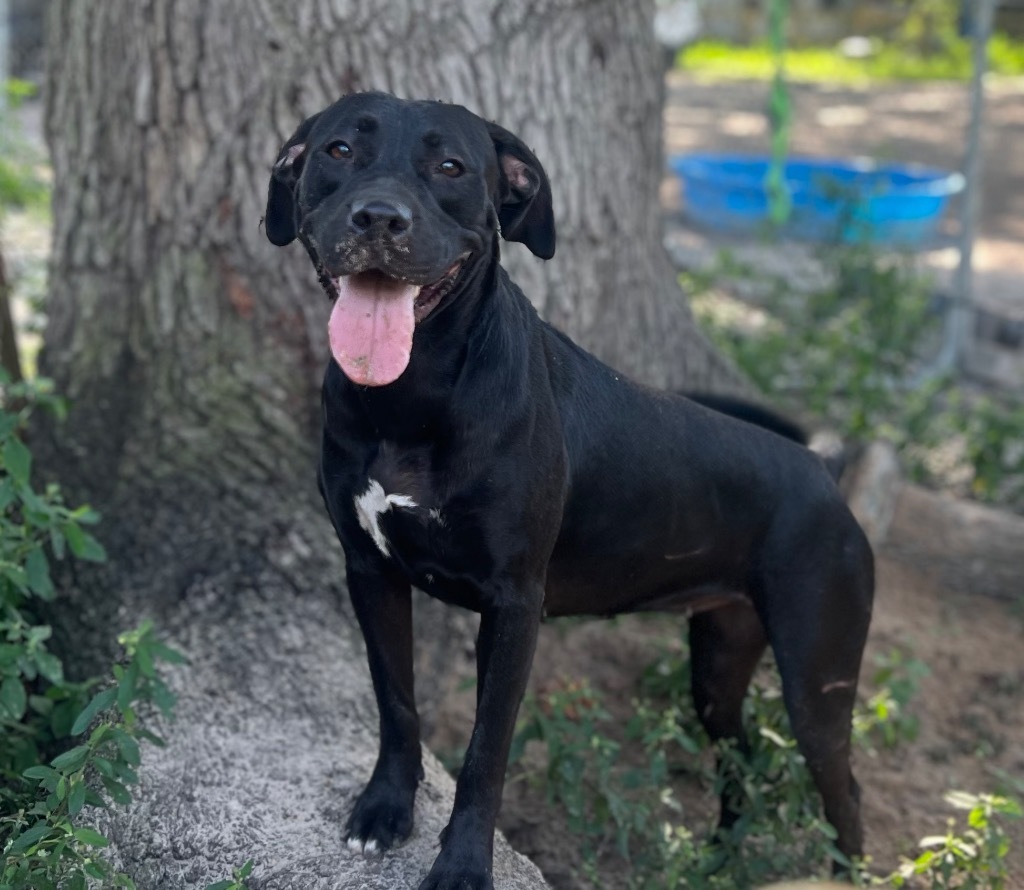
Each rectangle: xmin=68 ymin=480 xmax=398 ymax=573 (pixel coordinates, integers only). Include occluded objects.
xmin=417 ymin=844 xmax=493 ymax=890
xmin=418 ymin=872 xmax=492 ymax=890
xmin=417 ymin=863 xmax=493 ymax=890
xmin=344 ymin=781 xmax=415 ymax=855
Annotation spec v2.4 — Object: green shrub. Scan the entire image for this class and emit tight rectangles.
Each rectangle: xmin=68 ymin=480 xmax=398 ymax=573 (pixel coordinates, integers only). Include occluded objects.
xmin=511 ymin=654 xmax=847 ymax=886
xmin=510 ymin=636 xmax=1017 ymax=888
xmin=853 ymin=648 xmax=930 ymax=751
xmin=885 ymin=791 xmax=1021 ymax=889
xmin=690 ymin=246 xmax=1024 ymax=512
xmin=510 ymin=679 xmax=663 ymax=872
xmin=1 ymin=621 xmax=183 ymax=890
xmin=0 ymin=375 xmax=101 ymax=793
xmin=0 ymin=373 xmax=200 ymax=890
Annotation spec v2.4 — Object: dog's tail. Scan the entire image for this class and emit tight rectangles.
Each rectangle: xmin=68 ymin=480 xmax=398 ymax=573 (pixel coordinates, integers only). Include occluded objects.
xmin=683 ymin=393 xmax=808 ymax=444
xmin=683 ymin=393 xmax=847 ymax=483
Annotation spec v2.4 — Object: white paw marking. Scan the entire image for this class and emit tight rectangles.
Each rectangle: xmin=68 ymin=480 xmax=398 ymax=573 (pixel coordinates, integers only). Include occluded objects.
xmin=429 ymin=507 xmax=445 ymax=527
xmin=354 ymin=478 xmax=417 ymax=557
xmin=346 ymin=836 xmax=381 ymax=858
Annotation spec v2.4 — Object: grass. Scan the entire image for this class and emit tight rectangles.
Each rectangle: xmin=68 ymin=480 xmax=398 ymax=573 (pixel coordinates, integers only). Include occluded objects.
xmin=678 ymin=34 xmax=1024 ymax=83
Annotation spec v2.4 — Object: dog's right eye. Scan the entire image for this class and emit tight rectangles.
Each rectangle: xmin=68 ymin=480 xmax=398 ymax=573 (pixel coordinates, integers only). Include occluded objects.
xmin=327 ymin=141 xmax=352 ymax=160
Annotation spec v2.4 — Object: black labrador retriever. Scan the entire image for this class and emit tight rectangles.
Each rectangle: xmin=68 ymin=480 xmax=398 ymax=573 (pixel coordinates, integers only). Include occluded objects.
xmin=265 ymin=92 xmax=873 ymax=890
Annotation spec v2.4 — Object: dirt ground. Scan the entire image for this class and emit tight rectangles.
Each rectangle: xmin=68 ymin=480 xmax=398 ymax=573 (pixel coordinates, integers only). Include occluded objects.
xmin=428 ymin=75 xmax=1024 ymax=888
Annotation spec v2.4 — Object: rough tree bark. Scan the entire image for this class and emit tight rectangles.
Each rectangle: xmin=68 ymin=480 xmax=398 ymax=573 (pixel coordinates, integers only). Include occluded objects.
xmin=38 ymin=1 xmax=745 ymax=887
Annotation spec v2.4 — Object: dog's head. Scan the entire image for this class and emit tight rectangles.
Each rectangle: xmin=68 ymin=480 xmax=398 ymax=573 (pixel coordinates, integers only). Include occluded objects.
xmin=264 ymin=92 xmax=555 ymax=387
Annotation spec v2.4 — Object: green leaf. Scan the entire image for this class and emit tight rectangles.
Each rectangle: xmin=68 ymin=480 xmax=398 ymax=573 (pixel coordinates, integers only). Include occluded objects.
xmin=102 ymin=777 xmax=133 ymax=806
xmin=8 ymin=821 xmax=51 ymax=854
xmin=151 ymin=680 xmax=177 ymax=716
xmin=73 ymin=826 xmax=111 ymax=848
xmin=113 ymin=764 xmax=139 ymax=785
xmin=18 ymin=484 xmax=48 ymax=515
xmin=69 ymin=504 xmax=101 ymax=524
xmin=51 ymin=743 xmax=90 ymax=772
xmin=24 ymin=546 xmax=55 ymax=600
xmin=49 ymin=525 xmax=66 ymax=559
xmin=2 ymin=436 xmax=32 ymax=485
xmin=0 ymin=676 xmax=27 ymax=720
xmin=117 ymin=660 xmax=139 ymax=712
xmin=1 ymin=563 xmax=28 ymax=592
xmin=84 ymin=787 xmax=107 ymax=808
xmin=116 ymin=732 xmax=141 ymax=767
xmin=152 ymin=641 xmax=188 ymax=665
xmin=77 ymin=531 xmax=108 ymax=562
xmin=0 ymin=477 xmax=16 ymax=511
xmin=136 ymin=727 xmax=166 ymax=747
xmin=83 ymin=861 xmax=106 ymax=880
xmin=996 ymin=796 xmax=1023 ymax=818
xmin=68 ymin=779 xmax=86 ymax=815
xmin=22 ymin=764 xmax=61 ymax=783
xmin=62 ymin=523 xmax=108 ymax=563
xmin=50 ymin=696 xmax=83 ymax=737
xmin=92 ymin=756 xmax=116 ymax=778
xmin=62 ymin=521 xmax=86 ymax=555
xmin=204 ymin=882 xmax=234 ymax=890
xmin=89 ymin=722 xmax=110 ymax=746
xmin=71 ymin=687 xmax=117 ymax=735
xmin=33 ymin=651 xmax=64 ymax=684
xmin=136 ymin=645 xmax=155 ymax=678
xmin=27 ymin=624 xmax=53 ymax=646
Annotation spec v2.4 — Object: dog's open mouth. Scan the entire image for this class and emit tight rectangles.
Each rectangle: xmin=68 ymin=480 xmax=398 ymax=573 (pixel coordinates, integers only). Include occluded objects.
xmin=411 ymin=259 xmax=463 ymax=323
xmin=327 ymin=260 xmax=464 ymax=387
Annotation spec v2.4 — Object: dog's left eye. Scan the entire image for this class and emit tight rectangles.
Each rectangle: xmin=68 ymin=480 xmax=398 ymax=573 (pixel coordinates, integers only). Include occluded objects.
xmin=438 ymin=159 xmax=464 ymax=178
xmin=327 ymin=141 xmax=353 ymax=160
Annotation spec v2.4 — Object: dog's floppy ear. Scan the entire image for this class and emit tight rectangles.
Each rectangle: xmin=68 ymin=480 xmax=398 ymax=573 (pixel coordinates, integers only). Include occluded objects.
xmin=264 ymin=112 xmax=322 ymax=247
xmin=487 ymin=122 xmax=556 ymax=260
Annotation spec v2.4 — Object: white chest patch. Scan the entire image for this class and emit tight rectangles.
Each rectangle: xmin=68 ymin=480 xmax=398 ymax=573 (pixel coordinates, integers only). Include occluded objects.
xmin=353 ymin=478 xmax=418 ymax=557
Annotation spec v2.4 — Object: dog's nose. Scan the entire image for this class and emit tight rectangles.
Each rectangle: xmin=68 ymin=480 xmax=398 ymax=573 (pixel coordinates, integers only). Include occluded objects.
xmin=350 ymin=199 xmax=413 ymax=237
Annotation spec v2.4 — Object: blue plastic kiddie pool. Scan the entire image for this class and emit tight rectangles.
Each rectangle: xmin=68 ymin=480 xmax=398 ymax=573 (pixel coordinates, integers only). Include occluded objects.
xmin=670 ymin=154 xmax=965 ymax=247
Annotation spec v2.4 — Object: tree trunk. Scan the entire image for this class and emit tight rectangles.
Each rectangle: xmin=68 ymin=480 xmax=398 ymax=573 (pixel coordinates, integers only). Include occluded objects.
xmin=38 ymin=1 xmax=743 ymax=887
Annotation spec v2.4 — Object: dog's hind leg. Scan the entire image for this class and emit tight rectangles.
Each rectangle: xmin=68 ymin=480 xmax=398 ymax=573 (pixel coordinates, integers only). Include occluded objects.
xmin=758 ymin=544 xmax=873 ymax=867
xmin=689 ymin=602 xmax=768 ymax=831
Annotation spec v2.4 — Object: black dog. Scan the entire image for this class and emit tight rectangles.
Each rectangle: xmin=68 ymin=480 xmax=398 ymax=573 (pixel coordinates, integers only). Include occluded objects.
xmin=265 ymin=92 xmax=873 ymax=890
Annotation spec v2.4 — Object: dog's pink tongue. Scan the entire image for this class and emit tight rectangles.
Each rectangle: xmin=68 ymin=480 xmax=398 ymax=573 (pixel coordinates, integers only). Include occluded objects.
xmin=328 ymin=274 xmax=419 ymax=386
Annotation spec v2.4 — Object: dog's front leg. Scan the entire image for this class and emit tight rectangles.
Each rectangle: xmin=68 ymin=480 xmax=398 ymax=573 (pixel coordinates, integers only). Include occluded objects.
xmin=344 ymin=558 xmax=423 ymax=856
xmin=420 ymin=585 xmax=544 ymax=890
